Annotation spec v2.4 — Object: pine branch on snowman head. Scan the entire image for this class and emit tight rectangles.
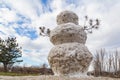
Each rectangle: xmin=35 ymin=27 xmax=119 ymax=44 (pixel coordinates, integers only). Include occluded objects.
xmin=39 ymin=26 xmax=51 ymax=37
xmin=39 ymin=16 xmax=100 ymax=37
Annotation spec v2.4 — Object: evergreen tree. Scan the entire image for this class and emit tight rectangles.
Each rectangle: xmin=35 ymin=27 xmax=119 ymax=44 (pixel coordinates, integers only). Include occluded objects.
xmin=0 ymin=37 xmax=23 ymax=72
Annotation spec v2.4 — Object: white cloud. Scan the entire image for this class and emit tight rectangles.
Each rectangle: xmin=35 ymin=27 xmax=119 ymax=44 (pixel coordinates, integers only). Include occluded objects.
xmin=16 ymin=35 xmax=53 ymax=66
xmin=4 ymin=0 xmax=42 ymax=20
xmin=86 ymin=0 xmax=120 ymax=51
xmin=50 ymin=0 xmax=64 ymax=11
xmin=0 ymin=7 xmax=18 ymax=24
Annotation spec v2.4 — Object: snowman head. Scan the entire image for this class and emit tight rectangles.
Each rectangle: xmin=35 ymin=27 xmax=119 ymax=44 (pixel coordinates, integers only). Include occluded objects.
xmin=57 ymin=10 xmax=78 ymax=25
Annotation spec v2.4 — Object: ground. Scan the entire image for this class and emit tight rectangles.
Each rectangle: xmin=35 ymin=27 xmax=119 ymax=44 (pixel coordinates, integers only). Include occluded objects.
xmin=0 ymin=76 xmax=119 ymax=80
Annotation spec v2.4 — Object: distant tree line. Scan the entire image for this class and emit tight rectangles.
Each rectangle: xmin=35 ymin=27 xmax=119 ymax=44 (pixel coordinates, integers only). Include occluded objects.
xmin=0 ymin=63 xmax=53 ymax=75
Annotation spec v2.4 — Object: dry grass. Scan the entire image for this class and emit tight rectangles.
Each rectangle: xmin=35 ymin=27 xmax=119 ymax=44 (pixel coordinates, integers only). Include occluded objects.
xmin=0 ymin=75 xmax=119 ymax=80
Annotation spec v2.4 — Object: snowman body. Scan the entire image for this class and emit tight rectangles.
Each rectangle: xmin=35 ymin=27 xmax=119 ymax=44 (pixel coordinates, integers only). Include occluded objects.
xmin=48 ymin=11 xmax=93 ymax=77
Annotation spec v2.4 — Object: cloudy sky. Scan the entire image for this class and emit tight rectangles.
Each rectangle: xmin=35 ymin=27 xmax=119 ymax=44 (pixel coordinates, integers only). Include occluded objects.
xmin=0 ymin=0 xmax=120 ymax=67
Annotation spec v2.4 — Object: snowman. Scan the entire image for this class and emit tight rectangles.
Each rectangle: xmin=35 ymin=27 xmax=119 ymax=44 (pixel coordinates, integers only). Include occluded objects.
xmin=47 ymin=11 xmax=93 ymax=77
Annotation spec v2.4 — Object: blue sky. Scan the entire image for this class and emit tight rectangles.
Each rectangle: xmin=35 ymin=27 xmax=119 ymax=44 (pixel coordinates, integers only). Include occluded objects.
xmin=0 ymin=0 xmax=120 ymax=67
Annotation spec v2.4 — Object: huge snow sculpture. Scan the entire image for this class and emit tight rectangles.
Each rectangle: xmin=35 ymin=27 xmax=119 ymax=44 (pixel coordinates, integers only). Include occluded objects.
xmin=48 ymin=11 xmax=93 ymax=77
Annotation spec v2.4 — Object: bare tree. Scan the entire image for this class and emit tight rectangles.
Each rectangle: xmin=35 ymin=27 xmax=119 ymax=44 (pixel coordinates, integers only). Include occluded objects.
xmin=113 ymin=50 xmax=120 ymax=75
xmin=93 ymin=49 xmax=120 ymax=77
xmin=118 ymin=58 xmax=120 ymax=72
xmin=93 ymin=49 xmax=106 ymax=76
xmin=108 ymin=53 xmax=113 ymax=72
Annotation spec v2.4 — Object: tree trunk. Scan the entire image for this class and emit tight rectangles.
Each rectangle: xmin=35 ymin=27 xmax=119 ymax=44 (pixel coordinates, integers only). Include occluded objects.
xmin=3 ymin=63 xmax=8 ymax=72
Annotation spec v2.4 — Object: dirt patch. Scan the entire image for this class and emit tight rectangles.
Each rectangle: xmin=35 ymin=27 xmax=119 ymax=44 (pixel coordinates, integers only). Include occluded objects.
xmin=0 ymin=76 xmax=119 ymax=80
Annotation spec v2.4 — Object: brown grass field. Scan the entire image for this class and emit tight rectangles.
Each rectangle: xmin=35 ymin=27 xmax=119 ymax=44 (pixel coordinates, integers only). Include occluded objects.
xmin=0 ymin=76 xmax=119 ymax=80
